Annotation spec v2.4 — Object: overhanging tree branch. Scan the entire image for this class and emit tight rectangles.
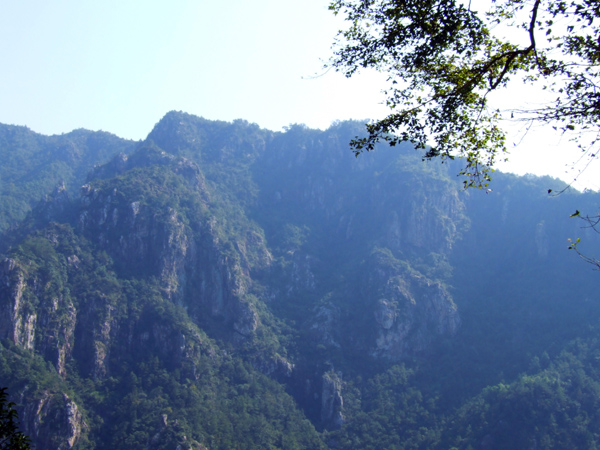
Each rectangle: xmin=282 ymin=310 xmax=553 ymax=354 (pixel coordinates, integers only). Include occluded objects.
xmin=329 ymin=0 xmax=600 ymax=188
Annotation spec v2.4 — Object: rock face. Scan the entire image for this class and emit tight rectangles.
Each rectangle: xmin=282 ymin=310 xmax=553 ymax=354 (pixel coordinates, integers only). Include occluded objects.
xmin=77 ymin=147 xmax=266 ymax=338
xmin=252 ymin=121 xmax=465 ymax=363
xmin=73 ymin=289 xmax=119 ymax=380
xmin=0 ymin=114 xmax=478 ymax=447
xmin=19 ymin=392 xmax=86 ymax=450
xmin=0 ymin=141 xmax=268 ymax=376
xmin=305 ymin=249 xmax=460 ymax=362
xmin=311 ymin=302 xmax=341 ymax=349
xmin=36 ymin=182 xmax=72 ymax=224
xmin=369 ymin=265 xmax=460 ymax=358
xmin=321 ymin=371 xmax=344 ymax=430
xmin=252 ymin=354 xmax=295 ymax=380
xmin=0 ymin=255 xmax=77 ymax=376
xmin=0 ymin=258 xmax=34 ymax=350
xmin=380 ymin=187 xmax=466 ymax=255
xmin=365 ymin=249 xmax=460 ymax=359
xmin=78 ymin=180 xmax=193 ymax=300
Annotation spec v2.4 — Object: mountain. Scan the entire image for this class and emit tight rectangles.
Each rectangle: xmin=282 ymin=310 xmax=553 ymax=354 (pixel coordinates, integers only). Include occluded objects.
xmin=1 ymin=111 xmax=599 ymax=449
xmin=0 ymin=124 xmax=137 ymax=233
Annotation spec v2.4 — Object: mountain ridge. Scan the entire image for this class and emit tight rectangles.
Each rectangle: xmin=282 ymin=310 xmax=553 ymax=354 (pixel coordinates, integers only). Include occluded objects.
xmin=1 ymin=111 xmax=599 ymax=449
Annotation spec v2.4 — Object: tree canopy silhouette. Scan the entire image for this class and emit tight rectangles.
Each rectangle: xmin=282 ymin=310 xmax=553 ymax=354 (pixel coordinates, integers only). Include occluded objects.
xmin=0 ymin=388 xmax=30 ymax=450
xmin=329 ymin=0 xmax=600 ymax=188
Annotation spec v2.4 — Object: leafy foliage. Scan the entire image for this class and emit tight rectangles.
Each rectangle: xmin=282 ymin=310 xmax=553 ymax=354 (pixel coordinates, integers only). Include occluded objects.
xmin=0 ymin=388 xmax=30 ymax=450
xmin=329 ymin=0 xmax=600 ymax=187
xmin=441 ymin=340 xmax=600 ymax=449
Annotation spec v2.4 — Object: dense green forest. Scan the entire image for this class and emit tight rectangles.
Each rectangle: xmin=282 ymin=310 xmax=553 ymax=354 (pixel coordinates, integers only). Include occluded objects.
xmin=0 ymin=125 xmax=137 ymax=234
xmin=1 ymin=112 xmax=599 ymax=449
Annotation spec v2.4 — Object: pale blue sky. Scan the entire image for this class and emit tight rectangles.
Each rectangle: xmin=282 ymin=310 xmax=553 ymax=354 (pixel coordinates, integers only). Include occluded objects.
xmin=0 ymin=0 xmax=387 ymax=138
xmin=1 ymin=0 xmax=598 ymax=190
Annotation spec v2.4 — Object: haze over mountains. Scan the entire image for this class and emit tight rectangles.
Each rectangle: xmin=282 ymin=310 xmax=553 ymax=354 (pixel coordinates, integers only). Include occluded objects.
xmin=1 ymin=111 xmax=600 ymax=449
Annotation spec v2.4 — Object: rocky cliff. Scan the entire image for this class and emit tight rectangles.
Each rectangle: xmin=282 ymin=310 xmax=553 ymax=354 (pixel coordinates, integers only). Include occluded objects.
xmin=2 ymin=112 xmax=598 ymax=448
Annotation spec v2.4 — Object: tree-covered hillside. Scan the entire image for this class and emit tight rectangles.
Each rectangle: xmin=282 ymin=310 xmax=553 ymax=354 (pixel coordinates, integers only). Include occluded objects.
xmin=0 ymin=124 xmax=136 ymax=233
xmin=1 ymin=111 xmax=599 ymax=449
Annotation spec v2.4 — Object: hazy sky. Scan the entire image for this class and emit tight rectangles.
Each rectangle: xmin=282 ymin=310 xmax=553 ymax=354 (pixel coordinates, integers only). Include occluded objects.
xmin=1 ymin=0 xmax=599 ymax=190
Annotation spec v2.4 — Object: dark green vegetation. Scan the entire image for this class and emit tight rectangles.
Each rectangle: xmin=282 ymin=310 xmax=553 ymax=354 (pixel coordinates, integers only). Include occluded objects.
xmin=1 ymin=111 xmax=600 ymax=449
xmin=0 ymin=124 xmax=137 ymax=234
xmin=0 ymin=388 xmax=30 ymax=450
xmin=329 ymin=0 xmax=600 ymax=188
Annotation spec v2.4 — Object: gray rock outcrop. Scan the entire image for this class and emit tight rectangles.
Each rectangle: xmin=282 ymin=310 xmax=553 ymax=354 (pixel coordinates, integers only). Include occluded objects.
xmin=321 ymin=371 xmax=344 ymax=430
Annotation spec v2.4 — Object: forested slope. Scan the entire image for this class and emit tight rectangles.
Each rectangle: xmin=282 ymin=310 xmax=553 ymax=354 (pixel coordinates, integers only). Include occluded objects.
xmin=1 ymin=111 xmax=599 ymax=449
xmin=0 ymin=124 xmax=137 ymax=234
